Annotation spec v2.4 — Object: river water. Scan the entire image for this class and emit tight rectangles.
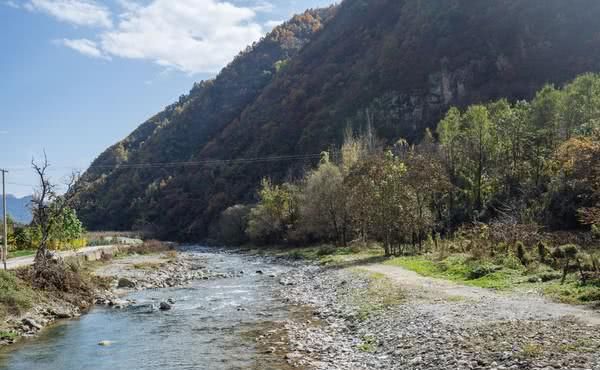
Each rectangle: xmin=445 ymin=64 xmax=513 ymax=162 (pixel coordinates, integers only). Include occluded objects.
xmin=0 ymin=248 xmax=301 ymax=370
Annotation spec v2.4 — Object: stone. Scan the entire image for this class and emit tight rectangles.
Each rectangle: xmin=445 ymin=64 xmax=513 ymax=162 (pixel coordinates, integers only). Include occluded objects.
xmin=117 ymin=277 xmax=136 ymax=288
xmin=22 ymin=318 xmax=42 ymax=331
xmin=256 ymin=270 xmax=264 ymax=274
xmin=279 ymin=279 xmax=295 ymax=286
xmin=159 ymin=302 xmax=172 ymax=311
xmin=51 ymin=309 xmax=72 ymax=319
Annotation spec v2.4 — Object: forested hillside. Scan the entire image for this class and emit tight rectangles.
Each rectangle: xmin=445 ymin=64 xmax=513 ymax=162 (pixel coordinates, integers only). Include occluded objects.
xmin=74 ymin=0 xmax=600 ymax=240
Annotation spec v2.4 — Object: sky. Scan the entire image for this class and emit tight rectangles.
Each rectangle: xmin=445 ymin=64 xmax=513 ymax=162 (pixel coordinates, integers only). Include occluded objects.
xmin=0 ymin=0 xmax=336 ymax=197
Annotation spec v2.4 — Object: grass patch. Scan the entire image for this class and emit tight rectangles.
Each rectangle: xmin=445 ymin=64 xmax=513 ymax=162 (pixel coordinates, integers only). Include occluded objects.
xmin=8 ymin=249 xmax=37 ymax=259
xmin=132 ymin=262 xmax=163 ymax=270
xmin=520 ymin=343 xmax=544 ymax=359
xmin=346 ymin=270 xmax=404 ymax=321
xmin=0 ymin=331 xmax=17 ymax=340
xmin=386 ymin=254 xmax=600 ymax=304
xmin=385 ymin=255 xmax=522 ymax=290
xmin=0 ymin=270 xmax=38 ymax=319
xmin=357 ymin=334 xmax=378 ymax=353
xmin=249 ymin=244 xmax=385 ymax=267
xmin=557 ymin=339 xmax=598 ymax=353
xmin=445 ymin=295 xmax=466 ymax=303
xmin=543 ymin=282 xmax=600 ymax=305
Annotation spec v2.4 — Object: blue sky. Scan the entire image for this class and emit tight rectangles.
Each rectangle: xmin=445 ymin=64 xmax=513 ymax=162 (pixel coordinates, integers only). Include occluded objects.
xmin=0 ymin=0 xmax=335 ymax=196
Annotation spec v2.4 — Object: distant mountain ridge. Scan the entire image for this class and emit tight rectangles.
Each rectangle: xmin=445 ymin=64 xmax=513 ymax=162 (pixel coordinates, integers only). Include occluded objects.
xmin=3 ymin=195 xmax=33 ymax=225
xmin=74 ymin=0 xmax=600 ymax=240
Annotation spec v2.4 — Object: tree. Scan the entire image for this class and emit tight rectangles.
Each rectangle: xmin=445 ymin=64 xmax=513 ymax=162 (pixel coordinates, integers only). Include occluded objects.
xmin=298 ymin=153 xmax=350 ymax=246
xmin=438 ymin=105 xmax=498 ymax=220
xmin=218 ymin=205 xmax=251 ymax=245
xmin=401 ymin=132 xmax=452 ymax=247
xmin=31 ymin=155 xmax=79 ymax=268
xmin=346 ymin=152 xmax=410 ymax=256
xmin=560 ymin=73 xmax=600 ymax=138
xmin=246 ymin=178 xmax=298 ymax=244
xmin=0 ymin=215 xmax=15 ymax=248
xmin=555 ymin=130 xmax=600 ymax=228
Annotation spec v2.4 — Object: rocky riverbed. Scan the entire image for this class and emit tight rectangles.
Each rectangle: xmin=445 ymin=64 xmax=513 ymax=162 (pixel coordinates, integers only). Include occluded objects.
xmin=3 ymin=249 xmax=600 ymax=370
xmin=1 ymin=250 xmax=235 ymax=346
xmin=274 ymin=264 xmax=600 ymax=370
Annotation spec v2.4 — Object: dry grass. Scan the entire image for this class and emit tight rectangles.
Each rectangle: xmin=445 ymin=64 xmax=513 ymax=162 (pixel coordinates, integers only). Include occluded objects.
xmin=127 ymin=240 xmax=173 ymax=255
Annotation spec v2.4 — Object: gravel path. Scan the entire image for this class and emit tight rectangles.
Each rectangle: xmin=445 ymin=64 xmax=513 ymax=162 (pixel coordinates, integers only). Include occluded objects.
xmin=276 ymin=263 xmax=600 ymax=370
xmin=362 ymin=264 xmax=600 ymax=326
xmin=6 ymin=245 xmax=123 ymax=270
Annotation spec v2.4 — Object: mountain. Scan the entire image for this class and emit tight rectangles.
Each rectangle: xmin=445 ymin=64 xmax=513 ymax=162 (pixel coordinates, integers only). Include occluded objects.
xmin=3 ymin=195 xmax=33 ymax=225
xmin=74 ymin=0 xmax=600 ymax=240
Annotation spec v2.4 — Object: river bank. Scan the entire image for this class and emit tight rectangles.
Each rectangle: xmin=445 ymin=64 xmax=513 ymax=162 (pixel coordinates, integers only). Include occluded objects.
xmin=0 ymin=244 xmax=234 ymax=347
xmin=0 ymin=247 xmax=303 ymax=370
xmin=271 ymin=260 xmax=600 ymax=370
xmin=2 ymin=246 xmax=600 ymax=369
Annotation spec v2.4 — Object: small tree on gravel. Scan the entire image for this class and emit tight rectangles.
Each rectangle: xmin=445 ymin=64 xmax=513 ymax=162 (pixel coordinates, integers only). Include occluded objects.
xmin=31 ymin=154 xmax=79 ymax=269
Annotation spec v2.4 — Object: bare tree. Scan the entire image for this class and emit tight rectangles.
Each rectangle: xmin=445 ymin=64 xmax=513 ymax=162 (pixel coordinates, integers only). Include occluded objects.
xmin=31 ymin=154 xmax=79 ymax=269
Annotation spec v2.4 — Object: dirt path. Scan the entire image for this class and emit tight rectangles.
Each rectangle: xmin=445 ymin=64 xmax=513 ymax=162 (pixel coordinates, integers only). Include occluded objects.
xmin=5 ymin=245 xmax=128 ymax=270
xmin=361 ymin=263 xmax=600 ymax=326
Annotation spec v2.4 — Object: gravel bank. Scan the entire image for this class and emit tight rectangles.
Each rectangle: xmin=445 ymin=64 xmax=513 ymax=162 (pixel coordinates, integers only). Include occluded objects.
xmin=277 ymin=264 xmax=600 ymax=370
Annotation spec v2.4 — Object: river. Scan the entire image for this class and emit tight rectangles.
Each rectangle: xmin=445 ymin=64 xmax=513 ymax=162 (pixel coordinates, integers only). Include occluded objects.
xmin=0 ymin=248 xmax=301 ymax=370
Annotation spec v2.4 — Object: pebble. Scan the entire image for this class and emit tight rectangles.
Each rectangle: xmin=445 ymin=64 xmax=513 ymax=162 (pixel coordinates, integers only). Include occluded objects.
xmin=274 ymin=263 xmax=600 ymax=370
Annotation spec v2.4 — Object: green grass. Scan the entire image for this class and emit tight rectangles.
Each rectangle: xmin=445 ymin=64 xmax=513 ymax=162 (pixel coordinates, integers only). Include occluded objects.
xmin=385 ymin=254 xmax=600 ymax=304
xmin=8 ymin=249 xmax=37 ymax=259
xmin=357 ymin=334 xmax=378 ymax=353
xmin=520 ymin=343 xmax=544 ymax=359
xmin=543 ymin=281 xmax=600 ymax=305
xmin=0 ymin=270 xmax=38 ymax=319
xmin=0 ymin=331 xmax=17 ymax=340
xmin=385 ymin=255 xmax=523 ymax=290
xmin=249 ymin=244 xmax=384 ymax=266
xmin=346 ymin=270 xmax=404 ymax=321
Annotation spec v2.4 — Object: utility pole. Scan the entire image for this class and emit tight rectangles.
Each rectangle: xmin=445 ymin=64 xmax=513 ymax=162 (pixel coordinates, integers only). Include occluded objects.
xmin=1 ymin=169 xmax=7 ymax=271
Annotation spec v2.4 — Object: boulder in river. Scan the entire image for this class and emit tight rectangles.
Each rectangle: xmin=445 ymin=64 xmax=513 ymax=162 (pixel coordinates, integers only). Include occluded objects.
xmin=117 ymin=277 xmax=136 ymax=288
xmin=159 ymin=302 xmax=172 ymax=311
xmin=51 ymin=309 xmax=72 ymax=319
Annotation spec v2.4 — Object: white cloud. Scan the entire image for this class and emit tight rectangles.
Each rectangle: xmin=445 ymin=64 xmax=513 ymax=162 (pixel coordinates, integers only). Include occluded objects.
xmin=25 ymin=0 xmax=112 ymax=28
xmin=20 ymin=0 xmax=271 ymax=74
xmin=264 ymin=19 xmax=283 ymax=31
xmin=99 ymin=0 xmax=264 ymax=74
xmin=251 ymin=1 xmax=274 ymax=12
xmin=56 ymin=38 xmax=109 ymax=59
xmin=4 ymin=1 xmax=20 ymax=8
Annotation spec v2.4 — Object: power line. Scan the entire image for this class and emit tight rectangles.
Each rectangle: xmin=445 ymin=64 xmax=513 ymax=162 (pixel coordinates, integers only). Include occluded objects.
xmin=86 ymin=153 xmax=322 ymax=169
xmin=5 ymin=153 xmax=323 ymax=172
xmin=7 ymin=181 xmax=36 ymax=187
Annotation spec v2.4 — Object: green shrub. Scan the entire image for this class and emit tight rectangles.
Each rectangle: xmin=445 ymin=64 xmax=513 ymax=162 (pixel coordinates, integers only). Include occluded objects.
xmin=497 ymin=253 xmax=523 ymax=270
xmin=579 ymin=288 xmax=600 ymax=302
xmin=553 ymin=244 xmax=581 ymax=284
xmin=537 ymin=241 xmax=550 ymax=264
xmin=469 ymin=262 xmax=502 ymax=279
xmin=317 ymin=245 xmax=337 ymax=256
xmin=515 ymin=241 xmax=529 ymax=266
